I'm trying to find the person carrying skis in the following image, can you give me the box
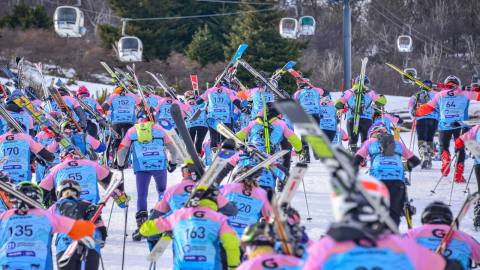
[184,90,208,155]
[0,121,55,183]
[242,76,275,120]
[409,80,439,169]
[116,114,179,241]
[196,81,245,150]
[144,86,162,116]
[235,103,302,157]
[1,90,34,136]
[157,89,187,127]
[416,75,480,183]
[47,85,88,132]
[318,95,339,142]
[303,175,453,269]
[52,179,108,270]
[146,164,238,249]
[39,147,127,208]
[0,181,96,270]
[76,86,105,139]
[353,122,421,226]
[58,121,106,158]
[335,75,387,154]
[102,86,140,167]
[220,166,273,236]
[455,125,480,228]
[405,201,480,270]
[237,219,302,270]
[292,79,325,162]
[371,105,403,135]
[140,185,241,270]
[34,127,61,183]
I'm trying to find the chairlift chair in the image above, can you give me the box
[117,36,143,62]
[397,35,413,53]
[298,16,316,36]
[54,6,86,38]
[402,68,417,84]
[279,18,298,39]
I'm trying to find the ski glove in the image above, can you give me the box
[455,138,464,151]
[140,219,161,236]
[112,190,130,208]
[167,161,177,173]
[68,220,95,241]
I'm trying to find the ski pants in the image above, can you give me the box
[302,114,321,159]
[209,122,233,149]
[382,180,406,227]
[189,126,208,154]
[111,123,133,164]
[439,128,468,163]
[347,118,372,148]
[416,118,438,142]
[57,248,100,270]
[135,170,167,212]
[280,137,292,170]
[322,129,337,142]
[86,120,99,140]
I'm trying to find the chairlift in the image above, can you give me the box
[402,68,417,84]
[117,36,143,62]
[298,16,316,36]
[279,18,298,39]
[397,35,413,53]
[53,6,86,38]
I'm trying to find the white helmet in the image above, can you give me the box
[330,174,390,223]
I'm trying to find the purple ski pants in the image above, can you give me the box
[135,170,167,211]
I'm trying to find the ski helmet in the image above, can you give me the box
[76,86,90,97]
[444,75,461,87]
[114,86,124,94]
[330,174,390,223]
[56,179,81,198]
[241,219,275,247]
[184,90,195,100]
[11,181,43,211]
[367,122,388,138]
[186,184,220,209]
[421,201,453,225]
[354,75,370,85]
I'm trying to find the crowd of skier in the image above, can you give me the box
[0,51,480,270]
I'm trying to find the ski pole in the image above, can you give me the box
[121,204,128,270]
[464,165,475,194]
[430,153,458,194]
[300,178,312,221]
[106,200,114,231]
[448,152,463,206]
[100,253,105,270]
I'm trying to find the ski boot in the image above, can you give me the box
[300,145,310,163]
[132,210,148,241]
[441,151,451,176]
[425,142,434,169]
[418,142,427,169]
[474,201,480,231]
[348,144,358,156]
[454,162,466,183]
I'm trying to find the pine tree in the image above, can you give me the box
[0,3,51,29]
[186,24,224,66]
[225,4,307,92]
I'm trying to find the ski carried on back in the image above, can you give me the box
[274,99,399,234]
[46,84,84,132]
[126,64,155,122]
[214,43,248,87]
[0,104,25,133]
[385,63,433,91]
[233,150,289,183]
[145,71,182,103]
[237,59,287,99]
[58,171,125,266]
[157,119,191,163]
[0,180,44,209]
[353,57,368,136]
[435,192,480,254]
[147,139,236,263]
[271,61,296,82]
[75,97,120,138]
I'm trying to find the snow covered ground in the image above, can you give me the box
[97,132,479,270]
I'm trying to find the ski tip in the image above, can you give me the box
[285,61,297,69]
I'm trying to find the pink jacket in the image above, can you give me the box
[237,252,302,270]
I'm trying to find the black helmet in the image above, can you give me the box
[421,201,453,225]
[11,181,43,211]
[241,219,275,247]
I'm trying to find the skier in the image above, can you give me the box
[39,147,127,207]
[371,106,403,134]
[235,103,302,156]
[144,86,162,116]
[303,175,452,269]
[0,181,95,270]
[116,115,179,241]
[157,90,186,127]
[405,201,480,270]
[243,77,274,119]
[408,80,439,169]
[139,185,241,270]
[53,179,107,270]
[184,90,208,155]
[293,79,325,162]
[47,85,88,132]
[58,121,105,158]
[1,90,34,136]
[335,75,387,153]
[416,75,480,182]
[196,81,245,150]
[455,125,480,228]
[0,121,55,183]
[220,166,273,236]
[34,127,61,183]
[331,123,348,146]
[146,164,238,249]
[102,86,140,167]
[237,219,302,270]
[353,122,421,226]
[76,86,105,139]
[318,95,338,142]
